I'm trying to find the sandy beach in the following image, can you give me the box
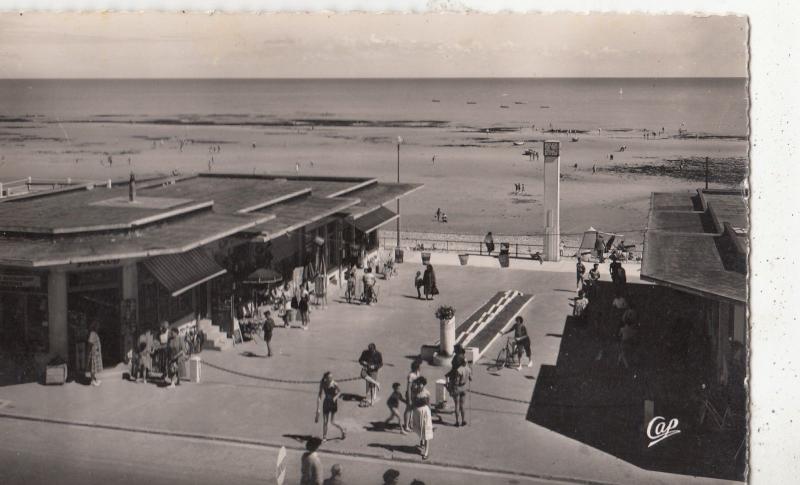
[0,111,747,248]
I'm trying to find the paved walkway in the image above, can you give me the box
[0,262,733,485]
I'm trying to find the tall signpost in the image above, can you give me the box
[543,141,561,262]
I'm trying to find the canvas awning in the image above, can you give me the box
[144,248,227,297]
[353,206,398,234]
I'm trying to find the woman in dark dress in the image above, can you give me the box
[316,371,346,442]
[422,264,439,300]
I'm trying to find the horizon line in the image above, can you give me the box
[0,76,747,81]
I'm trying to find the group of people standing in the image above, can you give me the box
[269,281,313,329]
[433,208,448,223]
[345,264,379,305]
[312,343,472,463]
[574,253,638,368]
[129,321,192,388]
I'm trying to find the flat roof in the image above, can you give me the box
[0,172,423,267]
[339,182,424,219]
[0,210,270,267]
[641,189,747,303]
[246,196,361,240]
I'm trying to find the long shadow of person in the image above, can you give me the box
[283,433,314,444]
[368,443,420,456]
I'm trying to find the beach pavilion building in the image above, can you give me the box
[641,187,747,390]
[0,172,421,374]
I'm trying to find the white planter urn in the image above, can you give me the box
[439,317,456,356]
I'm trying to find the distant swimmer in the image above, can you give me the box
[295,162,300,174]
[310,161,314,167]
[592,163,597,174]
[432,155,436,166]
[574,163,578,171]
[108,155,113,166]
[252,143,256,149]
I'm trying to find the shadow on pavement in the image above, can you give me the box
[368,443,421,456]
[527,282,746,481]
[283,433,314,444]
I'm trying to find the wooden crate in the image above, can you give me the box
[45,363,67,385]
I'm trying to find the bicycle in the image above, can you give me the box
[490,337,519,371]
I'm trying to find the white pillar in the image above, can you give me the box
[542,141,561,261]
[47,269,68,359]
[440,318,456,356]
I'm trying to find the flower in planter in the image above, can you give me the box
[435,305,455,321]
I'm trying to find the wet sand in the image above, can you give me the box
[0,115,748,246]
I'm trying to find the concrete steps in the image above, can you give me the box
[198,319,232,351]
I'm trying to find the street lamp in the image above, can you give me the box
[396,136,403,249]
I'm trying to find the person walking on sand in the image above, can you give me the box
[358,343,383,407]
[403,360,422,433]
[422,264,438,300]
[410,376,434,460]
[316,371,346,442]
[301,437,324,485]
[87,321,103,386]
[484,232,495,255]
[500,316,534,370]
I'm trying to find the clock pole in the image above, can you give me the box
[542,140,561,262]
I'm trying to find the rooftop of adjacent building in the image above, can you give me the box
[642,188,748,303]
[0,172,422,267]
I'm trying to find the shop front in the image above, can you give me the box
[0,269,49,356]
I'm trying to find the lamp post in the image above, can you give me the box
[396,136,403,249]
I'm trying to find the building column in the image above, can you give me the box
[542,141,561,262]
[47,269,68,359]
[121,262,138,361]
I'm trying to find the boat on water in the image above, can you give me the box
[500,105,509,109]
[513,141,525,146]
[540,105,550,109]
[466,101,477,105]
[432,99,441,103]
[514,101,526,105]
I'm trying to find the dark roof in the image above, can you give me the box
[245,196,360,240]
[354,206,398,233]
[641,189,747,303]
[143,247,226,297]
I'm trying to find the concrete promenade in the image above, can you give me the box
[0,259,733,485]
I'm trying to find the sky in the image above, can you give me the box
[0,13,748,78]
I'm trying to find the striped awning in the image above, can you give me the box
[353,206,398,234]
[144,248,226,297]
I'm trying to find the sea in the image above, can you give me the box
[0,78,748,137]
